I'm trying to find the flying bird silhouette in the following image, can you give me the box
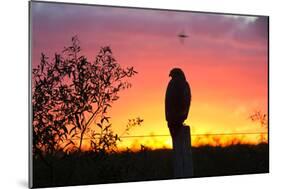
[178,31,189,44]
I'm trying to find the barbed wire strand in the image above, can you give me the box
[68,132,268,140]
[119,132,268,138]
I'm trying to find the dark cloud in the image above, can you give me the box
[31,1,268,66]
[31,2,268,43]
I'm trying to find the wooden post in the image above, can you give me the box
[173,125,193,178]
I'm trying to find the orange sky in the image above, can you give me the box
[31,2,268,150]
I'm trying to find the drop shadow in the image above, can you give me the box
[18,180,28,188]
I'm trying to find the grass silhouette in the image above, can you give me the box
[33,143,268,188]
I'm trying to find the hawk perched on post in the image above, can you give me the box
[165,68,193,178]
[165,68,191,127]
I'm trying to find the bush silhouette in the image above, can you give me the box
[32,36,138,156]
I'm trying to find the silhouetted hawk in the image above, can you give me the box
[165,68,191,126]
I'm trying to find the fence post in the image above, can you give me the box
[173,125,193,178]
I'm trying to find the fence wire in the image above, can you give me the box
[70,132,268,140]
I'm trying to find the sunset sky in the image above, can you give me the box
[31,2,268,150]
